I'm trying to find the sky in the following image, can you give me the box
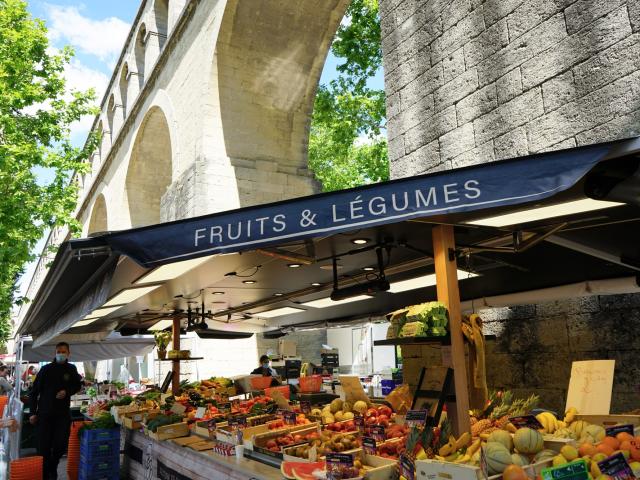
[16,1,384,300]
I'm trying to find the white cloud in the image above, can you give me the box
[64,59,110,143]
[46,4,130,66]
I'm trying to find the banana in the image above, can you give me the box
[480,433,491,441]
[453,454,471,464]
[563,407,578,424]
[444,452,460,462]
[435,455,445,461]
[505,422,517,434]
[467,439,482,456]
[455,432,471,450]
[438,435,457,457]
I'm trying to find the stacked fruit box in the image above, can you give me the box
[78,428,120,480]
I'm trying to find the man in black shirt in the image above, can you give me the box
[29,342,82,480]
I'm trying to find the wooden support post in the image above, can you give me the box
[172,316,181,394]
[432,225,471,435]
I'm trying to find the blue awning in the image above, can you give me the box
[78,140,634,268]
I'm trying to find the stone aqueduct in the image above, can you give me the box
[80,0,350,237]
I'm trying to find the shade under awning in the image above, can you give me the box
[74,140,634,268]
[20,334,155,363]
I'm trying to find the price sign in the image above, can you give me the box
[229,417,247,430]
[326,453,355,480]
[541,459,589,479]
[283,411,297,425]
[605,424,635,437]
[195,407,206,419]
[399,454,415,480]
[598,453,635,479]
[300,401,311,415]
[370,425,386,442]
[362,436,377,455]
[354,415,365,433]
[509,415,543,430]
[405,410,428,428]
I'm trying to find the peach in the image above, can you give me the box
[579,442,597,457]
[601,436,620,450]
[616,432,634,443]
[596,443,615,457]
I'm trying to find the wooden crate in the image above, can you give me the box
[415,458,553,480]
[122,408,155,430]
[193,420,228,438]
[216,423,269,445]
[144,421,190,441]
[575,414,640,427]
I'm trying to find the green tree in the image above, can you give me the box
[308,0,388,192]
[0,0,96,343]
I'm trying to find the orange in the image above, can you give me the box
[596,443,615,457]
[579,443,597,457]
[602,436,620,450]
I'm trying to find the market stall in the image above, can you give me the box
[14,137,640,479]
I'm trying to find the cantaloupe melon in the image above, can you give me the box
[484,442,512,475]
[513,427,544,454]
[488,429,513,451]
[511,453,529,466]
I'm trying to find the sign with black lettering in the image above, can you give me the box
[597,453,635,479]
[605,424,634,437]
[99,144,611,268]
[509,415,543,430]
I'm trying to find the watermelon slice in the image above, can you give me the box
[281,461,324,480]
[291,462,326,480]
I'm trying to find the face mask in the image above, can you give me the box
[55,353,67,363]
[262,363,269,368]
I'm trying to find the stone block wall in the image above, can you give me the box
[480,294,640,413]
[256,330,328,366]
[380,0,640,176]
[398,294,640,412]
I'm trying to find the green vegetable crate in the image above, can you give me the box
[143,412,189,441]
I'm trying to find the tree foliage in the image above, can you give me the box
[308,0,388,192]
[0,0,96,342]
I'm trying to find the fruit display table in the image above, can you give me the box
[122,428,283,480]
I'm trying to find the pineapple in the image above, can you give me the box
[471,419,493,436]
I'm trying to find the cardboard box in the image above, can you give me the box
[279,339,297,357]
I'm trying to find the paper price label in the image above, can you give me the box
[399,454,415,480]
[405,409,428,427]
[354,415,365,433]
[509,414,543,430]
[541,459,589,479]
[362,436,377,455]
[370,425,386,442]
[300,401,311,415]
[605,424,635,437]
[326,453,355,480]
[195,407,206,419]
[207,419,217,433]
[597,452,635,479]
[283,411,297,425]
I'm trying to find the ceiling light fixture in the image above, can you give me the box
[256,307,305,318]
[103,285,161,307]
[82,306,124,320]
[148,319,173,331]
[73,318,98,328]
[287,263,302,268]
[351,238,369,245]
[242,280,257,285]
[301,295,371,308]
[388,270,477,293]
[273,293,284,297]
[134,256,211,284]
[311,282,321,287]
[466,198,624,227]
[362,267,375,272]
[212,291,224,295]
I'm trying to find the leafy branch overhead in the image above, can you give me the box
[308,0,389,192]
[0,0,97,342]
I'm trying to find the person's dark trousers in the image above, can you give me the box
[36,413,71,480]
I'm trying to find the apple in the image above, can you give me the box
[366,408,378,418]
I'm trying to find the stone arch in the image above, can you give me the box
[134,23,146,88]
[119,62,129,114]
[215,0,350,170]
[87,194,108,235]
[125,106,173,227]
[153,0,169,50]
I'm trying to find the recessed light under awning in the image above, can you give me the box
[103,285,161,307]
